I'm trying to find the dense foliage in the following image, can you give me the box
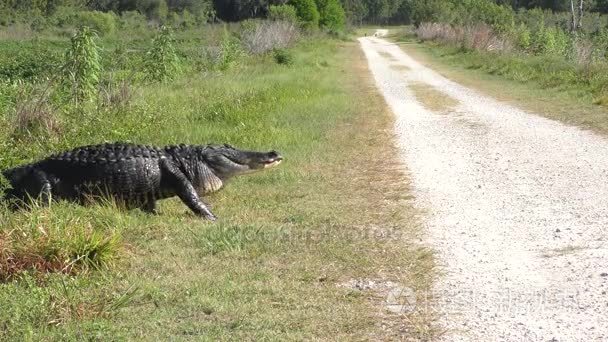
[289,0,321,28]
[316,0,346,30]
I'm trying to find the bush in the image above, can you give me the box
[315,0,345,32]
[268,4,298,23]
[137,0,169,21]
[459,0,514,33]
[273,48,294,65]
[289,0,320,29]
[72,11,117,36]
[0,44,62,82]
[241,20,299,55]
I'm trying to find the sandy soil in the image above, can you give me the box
[360,35,608,341]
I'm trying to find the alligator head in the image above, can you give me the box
[203,144,283,179]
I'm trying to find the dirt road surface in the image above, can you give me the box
[360,36,608,341]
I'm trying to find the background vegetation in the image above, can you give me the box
[393,0,608,107]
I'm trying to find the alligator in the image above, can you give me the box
[1,143,283,220]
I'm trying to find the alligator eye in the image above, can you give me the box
[223,144,234,149]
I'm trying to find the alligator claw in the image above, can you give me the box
[204,212,217,221]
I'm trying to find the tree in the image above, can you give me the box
[570,0,585,31]
[212,0,289,21]
[315,0,345,30]
[289,0,320,27]
[340,0,368,24]
[365,0,389,23]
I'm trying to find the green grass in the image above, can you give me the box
[0,29,436,340]
[390,30,608,135]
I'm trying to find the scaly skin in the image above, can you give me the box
[2,143,283,220]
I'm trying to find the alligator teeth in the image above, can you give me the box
[264,160,282,168]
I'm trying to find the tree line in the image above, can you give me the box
[2,0,608,24]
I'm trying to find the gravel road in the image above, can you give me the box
[360,36,608,341]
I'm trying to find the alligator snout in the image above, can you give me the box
[264,151,283,167]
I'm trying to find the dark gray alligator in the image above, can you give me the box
[1,143,283,220]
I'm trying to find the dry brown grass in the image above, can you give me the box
[409,82,460,113]
[240,20,299,54]
[99,79,136,109]
[327,44,438,340]
[11,85,61,139]
[416,23,512,53]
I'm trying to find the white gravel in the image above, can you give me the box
[360,35,608,341]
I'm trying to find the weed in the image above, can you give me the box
[61,26,102,105]
[144,26,180,82]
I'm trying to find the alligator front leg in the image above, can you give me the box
[140,198,158,215]
[160,159,217,221]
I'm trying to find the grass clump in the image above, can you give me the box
[0,203,123,282]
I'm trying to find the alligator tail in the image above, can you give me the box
[2,166,31,188]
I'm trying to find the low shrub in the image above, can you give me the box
[0,44,62,82]
[241,20,299,54]
[535,26,571,56]
[119,10,147,30]
[514,23,532,51]
[274,48,294,65]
